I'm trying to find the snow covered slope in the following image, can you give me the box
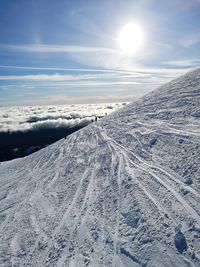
[0,68,200,267]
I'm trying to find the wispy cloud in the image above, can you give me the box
[0,43,149,73]
[0,42,194,79]
[0,61,196,106]
[0,69,181,90]
[0,63,194,95]
[0,65,146,76]
[0,74,144,92]
[164,59,200,68]
[0,64,193,77]
[0,44,116,54]
[0,74,96,81]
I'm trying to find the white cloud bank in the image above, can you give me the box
[0,103,126,133]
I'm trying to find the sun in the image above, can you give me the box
[118,23,144,55]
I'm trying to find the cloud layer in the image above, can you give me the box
[0,103,126,133]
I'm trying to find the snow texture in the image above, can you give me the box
[0,68,200,266]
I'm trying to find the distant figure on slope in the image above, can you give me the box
[174,225,188,254]
[95,116,98,121]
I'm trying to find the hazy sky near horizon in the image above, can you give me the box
[0,0,200,106]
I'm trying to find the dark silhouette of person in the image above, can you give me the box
[174,230,188,254]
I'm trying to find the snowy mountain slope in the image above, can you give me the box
[0,68,200,267]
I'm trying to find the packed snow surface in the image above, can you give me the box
[0,68,200,266]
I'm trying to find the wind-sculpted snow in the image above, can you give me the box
[0,68,200,266]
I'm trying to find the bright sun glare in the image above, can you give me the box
[118,23,144,55]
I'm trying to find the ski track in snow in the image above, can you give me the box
[99,126,200,226]
[0,68,200,266]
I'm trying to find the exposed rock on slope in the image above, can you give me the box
[0,68,200,266]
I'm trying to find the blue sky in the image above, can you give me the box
[0,0,200,106]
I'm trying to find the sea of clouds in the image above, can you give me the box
[0,103,126,133]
